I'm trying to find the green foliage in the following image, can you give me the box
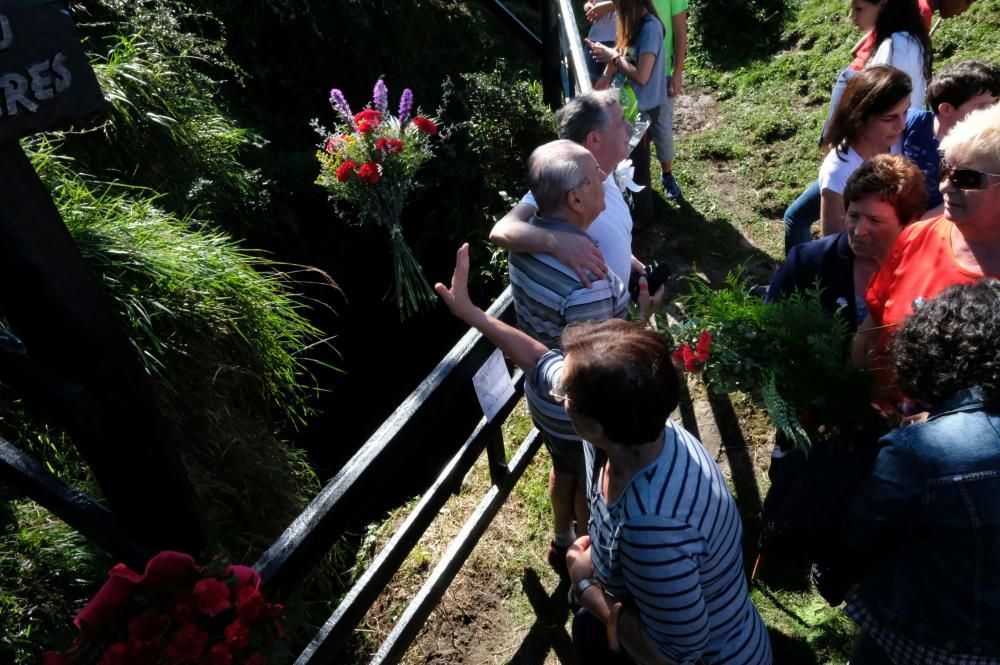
[66,1,267,232]
[668,270,877,450]
[0,145,331,661]
[0,503,111,664]
[31,145,323,429]
[451,66,557,207]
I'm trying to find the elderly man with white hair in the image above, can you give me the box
[508,138,630,574]
[490,89,646,292]
[854,102,1000,371]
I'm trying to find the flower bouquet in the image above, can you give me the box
[665,271,879,451]
[43,551,288,665]
[316,78,441,319]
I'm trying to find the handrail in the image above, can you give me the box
[555,0,593,97]
[257,289,516,595]
[278,4,598,661]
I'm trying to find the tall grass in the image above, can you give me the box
[65,1,267,231]
[0,144,334,661]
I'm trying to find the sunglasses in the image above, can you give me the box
[940,158,1000,191]
[549,383,569,406]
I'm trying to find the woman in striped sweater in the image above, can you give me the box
[435,244,771,665]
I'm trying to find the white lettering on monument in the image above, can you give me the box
[0,16,77,117]
[0,15,12,50]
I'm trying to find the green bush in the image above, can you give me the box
[451,65,557,209]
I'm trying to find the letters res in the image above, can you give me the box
[0,14,73,117]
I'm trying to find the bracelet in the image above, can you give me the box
[606,601,623,653]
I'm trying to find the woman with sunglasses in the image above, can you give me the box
[435,245,772,665]
[854,104,1000,375]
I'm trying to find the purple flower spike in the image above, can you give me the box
[329,88,354,125]
[373,78,389,113]
[398,88,413,122]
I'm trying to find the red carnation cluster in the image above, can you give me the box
[375,137,404,153]
[672,330,712,373]
[335,160,356,182]
[43,551,286,665]
[354,108,383,134]
[358,162,380,184]
[412,115,438,134]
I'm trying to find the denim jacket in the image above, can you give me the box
[844,388,1000,655]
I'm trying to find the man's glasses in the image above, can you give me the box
[549,383,569,406]
[940,158,1000,191]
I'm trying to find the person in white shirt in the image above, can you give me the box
[819,65,912,236]
[490,89,649,294]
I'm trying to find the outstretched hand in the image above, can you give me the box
[435,243,479,323]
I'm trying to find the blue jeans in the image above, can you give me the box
[784,180,821,256]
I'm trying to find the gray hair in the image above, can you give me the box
[527,139,591,216]
[556,89,618,144]
[940,103,1000,173]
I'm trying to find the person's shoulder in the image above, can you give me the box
[906,108,934,128]
[901,215,948,242]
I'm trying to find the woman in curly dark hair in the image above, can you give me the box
[842,278,1000,663]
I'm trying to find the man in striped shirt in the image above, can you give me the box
[512,139,630,572]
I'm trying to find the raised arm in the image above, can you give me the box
[490,203,607,287]
[435,244,549,375]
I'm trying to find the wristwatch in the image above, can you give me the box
[570,575,604,606]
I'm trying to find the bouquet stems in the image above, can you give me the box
[388,225,436,319]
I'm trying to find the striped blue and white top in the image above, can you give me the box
[513,216,629,440]
[590,421,772,664]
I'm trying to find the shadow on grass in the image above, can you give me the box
[635,193,778,290]
[507,568,574,664]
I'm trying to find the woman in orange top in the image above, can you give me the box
[853,103,1000,372]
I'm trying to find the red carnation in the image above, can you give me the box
[680,344,698,373]
[387,138,404,153]
[169,591,199,623]
[165,623,209,663]
[128,612,168,642]
[224,620,251,652]
[353,109,382,126]
[335,160,356,183]
[358,162,380,185]
[193,578,232,617]
[695,330,712,364]
[236,586,264,622]
[374,137,389,152]
[96,643,130,665]
[412,116,438,134]
[200,643,233,665]
[671,347,685,366]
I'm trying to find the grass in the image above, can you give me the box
[659,0,1000,266]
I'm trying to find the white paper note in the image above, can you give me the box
[472,348,515,422]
